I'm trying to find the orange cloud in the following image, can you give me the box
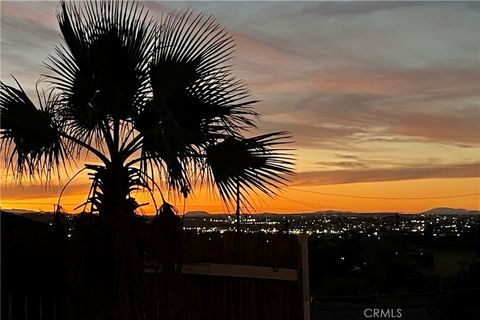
[249,67,479,98]
[293,163,480,186]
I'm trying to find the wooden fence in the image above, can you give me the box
[2,212,309,320]
[2,211,66,320]
[145,231,310,320]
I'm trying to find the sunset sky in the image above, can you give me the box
[1,1,479,214]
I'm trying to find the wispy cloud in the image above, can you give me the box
[293,163,480,186]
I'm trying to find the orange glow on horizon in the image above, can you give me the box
[1,177,478,214]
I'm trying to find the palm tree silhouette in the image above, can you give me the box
[1,1,293,221]
[1,1,294,318]
[207,134,294,231]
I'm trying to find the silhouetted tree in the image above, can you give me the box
[206,134,293,231]
[1,1,293,319]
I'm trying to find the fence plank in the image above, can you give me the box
[146,232,306,320]
[298,235,311,320]
[145,262,298,281]
[8,292,12,320]
[39,296,42,320]
[24,295,28,320]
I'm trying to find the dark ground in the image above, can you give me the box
[2,210,480,320]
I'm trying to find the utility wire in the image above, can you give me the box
[278,195,319,211]
[287,187,480,200]
[1,189,479,206]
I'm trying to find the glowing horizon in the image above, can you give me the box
[1,174,478,214]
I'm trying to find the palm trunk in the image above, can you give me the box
[85,163,147,320]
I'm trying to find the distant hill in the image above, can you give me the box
[1,209,54,224]
[421,207,480,215]
[3,207,478,220]
[185,211,211,217]
[311,210,355,216]
[184,210,398,217]
[1,208,48,215]
[183,208,480,217]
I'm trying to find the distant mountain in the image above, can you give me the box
[1,208,46,215]
[240,210,398,217]
[1,209,53,224]
[185,211,211,217]
[3,207,478,219]
[184,208,480,217]
[311,210,355,215]
[307,210,402,217]
[421,207,480,215]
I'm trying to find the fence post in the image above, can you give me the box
[39,296,42,320]
[8,292,13,320]
[298,235,310,320]
[25,295,29,320]
[53,296,57,320]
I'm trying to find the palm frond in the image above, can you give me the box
[206,132,295,209]
[136,10,259,193]
[148,10,258,140]
[45,1,155,146]
[136,102,194,193]
[0,79,67,181]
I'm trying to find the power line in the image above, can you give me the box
[0,201,78,205]
[2,189,479,206]
[3,191,480,205]
[278,195,319,211]
[0,201,221,208]
[287,187,480,200]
